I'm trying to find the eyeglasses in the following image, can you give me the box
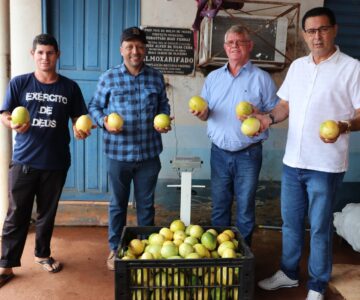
[304,25,333,36]
[123,45,146,51]
[224,40,250,47]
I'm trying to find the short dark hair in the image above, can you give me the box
[302,7,337,30]
[32,33,59,52]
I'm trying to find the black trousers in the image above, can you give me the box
[0,163,68,268]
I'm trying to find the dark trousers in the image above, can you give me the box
[0,163,68,268]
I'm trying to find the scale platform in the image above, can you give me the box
[171,156,202,171]
[168,156,204,225]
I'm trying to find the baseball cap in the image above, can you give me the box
[121,27,148,44]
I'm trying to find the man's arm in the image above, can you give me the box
[338,108,360,133]
[88,75,108,128]
[256,100,289,132]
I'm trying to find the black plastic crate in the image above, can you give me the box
[115,226,254,300]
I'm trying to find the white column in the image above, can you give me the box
[0,0,11,234]
[0,0,42,233]
[180,172,192,226]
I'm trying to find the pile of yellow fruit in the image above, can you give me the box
[119,220,245,300]
[120,219,243,260]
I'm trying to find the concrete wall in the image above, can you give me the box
[140,0,334,181]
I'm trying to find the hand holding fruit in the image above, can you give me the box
[73,115,96,139]
[319,120,340,143]
[3,107,31,133]
[248,113,273,134]
[154,113,173,133]
[236,101,254,121]
[241,117,261,137]
[104,112,124,134]
[189,96,209,121]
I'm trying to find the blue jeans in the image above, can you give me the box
[210,143,262,245]
[107,156,161,251]
[280,164,344,294]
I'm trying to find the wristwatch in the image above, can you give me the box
[268,113,276,125]
[341,120,352,134]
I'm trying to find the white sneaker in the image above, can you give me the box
[306,290,324,300]
[258,270,299,290]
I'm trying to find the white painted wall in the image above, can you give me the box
[10,0,42,77]
[141,0,323,179]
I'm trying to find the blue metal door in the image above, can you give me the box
[43,0,140,200]
[325,0,360,59]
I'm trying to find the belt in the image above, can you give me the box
[212,141,262,153]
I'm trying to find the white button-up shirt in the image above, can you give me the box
[278,47,360,173]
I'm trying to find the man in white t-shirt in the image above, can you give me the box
[256,7,360,300]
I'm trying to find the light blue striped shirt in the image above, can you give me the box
[201,61,279,151]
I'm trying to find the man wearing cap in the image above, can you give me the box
[88,26,171,270]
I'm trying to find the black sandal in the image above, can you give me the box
[35,257,62,273]
[0,273,15,288]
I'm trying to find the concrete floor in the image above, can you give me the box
[1,225,359,300]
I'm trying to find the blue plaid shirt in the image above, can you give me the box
[88,64,170,162]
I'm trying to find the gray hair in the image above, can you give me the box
[224,25,251,42]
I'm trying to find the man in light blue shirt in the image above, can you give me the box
[191,25,279,245]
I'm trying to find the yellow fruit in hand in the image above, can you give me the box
[241,117,260,137]
[188,95,207,112]
[75,115,92,132]
[11,106,30,125]
[154,114,171,129]
[236,101,253,117]
[319,120,340,140]
[107,112,123,130]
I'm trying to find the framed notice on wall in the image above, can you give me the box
[144,27,195,76]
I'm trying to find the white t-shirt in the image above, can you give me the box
[278,47,360,173]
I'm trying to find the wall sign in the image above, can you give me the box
[144,27,194,75]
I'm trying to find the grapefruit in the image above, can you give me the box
[178,242,194,258]
[159,227,173,241]
[160,243,179,258]
[188,95,207,112]
[200,232,217,251]
[184,236,198,246]
[11,106,30,125]
[217,232,231,244]
[222,229,235,239]
[236,101,253,117]
[148,233,165,246]
[319,120,340,140]
[189,224,204,239]
[170,219,186,232]
[241,117,260,136]
[107,112,123,130]
[128,238,145,256]
[154,113,171,129]
[75,115,92,132]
